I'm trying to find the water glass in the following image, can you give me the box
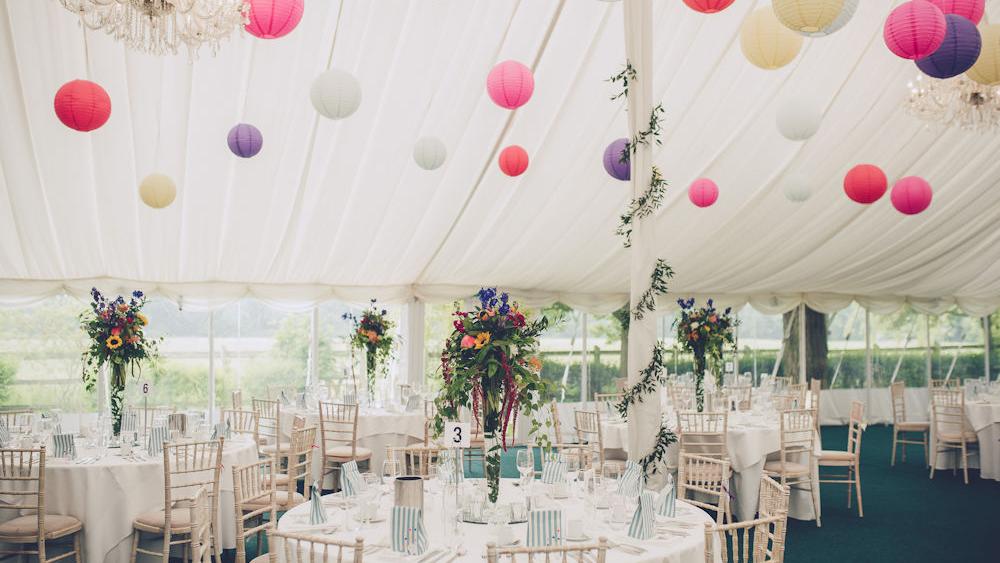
[382,460,401,484]
[516,449,534,484]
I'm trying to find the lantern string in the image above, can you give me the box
[324,0,346,70]
[82,27,92,80]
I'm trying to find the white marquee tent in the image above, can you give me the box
[2,0,1000,316]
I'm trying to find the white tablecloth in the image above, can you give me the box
[929,398,1000,480]
[277,478,714,563]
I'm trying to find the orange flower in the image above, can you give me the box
[528,356,542,372]
[474,332,491,349]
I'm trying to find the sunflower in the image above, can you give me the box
[474,331,491,349]
[106,335,123,349]
[136,312,148,326]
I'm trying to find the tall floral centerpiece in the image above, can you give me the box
[343,300,395,400]
[432,288,551,504]
[80,288,158,435]
[675,298,737,412]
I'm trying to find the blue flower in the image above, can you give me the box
[477,287,498,307]
[499,303,510,316]
[132,290,143,299]
[707,298,714,307]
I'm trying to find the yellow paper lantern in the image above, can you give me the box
[967,24,1000,85]
[772,0,844,34]
[740,8,804,70]
[139,173,177,209]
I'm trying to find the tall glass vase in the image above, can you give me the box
[109,363,127,436]
[693,352,706,413]
[482,391,502,504]
[365,348,377,406]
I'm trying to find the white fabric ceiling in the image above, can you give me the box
[2,0,1000,315]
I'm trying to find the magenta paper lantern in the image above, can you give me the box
[843,164,888,204]
[928,0,984,24]
[884,1,947,60]
[683,0,737,13]
[916,14,982,78]
[486,60,534,110]
[498,145,529,177]
[227,123,263,158]
[54,79,111,132]
[603,138,630,181]
[245,0,304,39]
[688,178,719,208]
[891,176,933,215]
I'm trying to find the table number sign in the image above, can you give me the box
[444,421,471,448]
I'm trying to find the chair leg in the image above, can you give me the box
[811,477,821,528]
[961,442,969,485]
[130,531,140,563]
[923,432,929,467]
[846,471,852,509]
[855,463,863,518]
[891,429,898,466]
[74,531,82,563]
[929,446,937,480]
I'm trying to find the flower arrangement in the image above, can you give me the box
[674,298,737,411]
[432,288,552,503]
[342,300,396,399]
[80,288,158,435]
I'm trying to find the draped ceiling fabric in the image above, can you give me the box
[2,1,1000,315]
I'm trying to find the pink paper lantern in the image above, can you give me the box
[928,0,984,24]
[498,145,529,177]
[245,0,304,39]
[844,164,888,204]
[683,0,737,13]
[486,61,534,110]
[54,79,111,132]
[891,176,933,215]
[884,1,947,60]
[688,178,719,208]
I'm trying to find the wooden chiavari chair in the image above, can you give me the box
[890,381,928,466]
[125,405,176,435]
[773,376,792,388]
[763,409,821,527]
[677,410,729,461]
[667,382,696,410]
[421,400,437,445]
[272,426,313,508]
[224,410,261,444]
[808,379,821,432]
[678,452,732,524]
[188,487,213,563]
[818,401,865,517]
[930,378,960,389]
[757,474,789,519]
[546,400,589,465]
[253,398,285,456]
[232,390,243,410]
[266,529,365,563]
[702,515,787,563]
[388,444,444,476]
[574,410,623,476]
[592,392,623,419]
[0,447,83,563]
[930,388,979,484]
[487,537,609,563]
[726,385,753,411]
[318,402,372,488]
[0,409,32,430]
[130,439,224,563]
[233,459,277,563]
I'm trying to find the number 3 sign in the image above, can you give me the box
[444,421,471,448]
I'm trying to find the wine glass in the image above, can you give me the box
[516,449,534,485]
[382,459,401,485]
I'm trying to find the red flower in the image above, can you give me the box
[111,327,122,336]
[453,320,466,333]
[510,312,526,328]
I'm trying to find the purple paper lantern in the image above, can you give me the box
[916,14,982,78]
[227,123,263,158]
[603,138,630,181]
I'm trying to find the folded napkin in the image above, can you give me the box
[147,426,169,457]
[526,509,562,547]
[341,460,366,497]
[617,460,643,497]
[53,433,76,459]
[657,474,676,517]
[390,505,428,555]
[541,458,566,484]
[121,412,139,434]
[628,490,656,540]
[168,413,187,434]
[308,482,327,524]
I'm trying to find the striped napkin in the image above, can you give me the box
[541,458,566,484]
[390,505,428,555]
[53,433,76,459]
[147,426,169,457]
[628,490,656,540]
[121,412,139,434]
[526,509,562,547]
[657,475,676,517]
[308,482,327,524]
[340,460,366,497]
[617,460,643,497]
[168,413,187,434]
[0,420,9,445]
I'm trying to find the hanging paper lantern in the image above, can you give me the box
[245,0,304,39]
[53,79,111,132]
[413,137,447,170]
[783,175,813,202]
[798,0,859,37]
[682,0,736,14]
[967,24,1000,85]
[139,174,177,209]
[928,0,984,25]
[916,15,982,78]
[883,1,947,60]
[310,69,362,120]
[740,8,804,70]
[843,164,887,204]
[891,176,933,215]
[227,123,263,158]
[486,60,534,110]
[772,0,845,34]
[775,99,822,141]
[688,178,719,208]
[498,145,529,177]
[602,138,631,181]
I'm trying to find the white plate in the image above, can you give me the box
[565,534,591,542]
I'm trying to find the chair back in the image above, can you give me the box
[168,413,188,435]
[224,410,260,443]
[774,376,792,388]
[931,388,971,437]
[163,439,224,538]
[593,393,622,418]
[126,405,176,435]
[233,460,277,563]
[388,444,443,477]
[667,382,695,410]
[232,390,243,410]
[677,410,728,460]
[287,426,318,499]
[487,537,609,563]
[703,515,786,563]
[930,378,960,389]
[726,385,753,410]
[573,410,604,468]
[421,400,437,446]
[808,379,821,428]
[0,410,32,431]
[549,400,564,445]
[890,381,907,424]
[188,486,213,563]
[677,452,731,524]
[757,474,789,518]
[318,402,360,459]
[252,399,282,448]
[0,447,46,557]
[778,410,815,467]
[267,530,365,563]
[845,401,864,457]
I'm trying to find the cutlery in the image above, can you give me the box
[442,546,466,563]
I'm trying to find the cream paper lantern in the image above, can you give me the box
[783,174,813,202]
[797,0,858,37]
[139,173,177,209]
[412,137,447,170]
[310,69,362,120]
[741,8,804,69]
[773,0,845,34]
[967,24,1000,85]
[776,99,822,141]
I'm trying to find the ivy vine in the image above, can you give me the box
[615,342,667,419]
[616,165,668,248]
[608,61,637,101]
[632,259,674,321]
[626,104,665,155]
[640,424,679,477]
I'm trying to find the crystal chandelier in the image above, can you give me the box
[905,74,1000,133]
[59,0,249,57]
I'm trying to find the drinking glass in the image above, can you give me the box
[382,460,401,484]
[516,449,534,484]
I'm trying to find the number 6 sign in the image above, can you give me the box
[140,381,153,395]
[444,421,471,448]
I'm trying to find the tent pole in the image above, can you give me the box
[798,303,807,384]
[581,312,589,402]
[405,300,426,387]
[864,308,872,389]
[925,314,932,386]
[208,311,216,423]
[307,306,319,389]
[984,315,991,380]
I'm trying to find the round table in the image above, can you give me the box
[929,396,1000,480]
[7,437,259,563]
[277,478,714,563]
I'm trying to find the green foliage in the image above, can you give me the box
[0,357,14,404]
[273,315,336,375]
[617,166,668,248]
[537,355,621,401]
[632,259,674,321]
[616,342,667,419]
[608,61,636,101]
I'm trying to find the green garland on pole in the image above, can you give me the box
[617,166,668,248]
[632,259,674,320]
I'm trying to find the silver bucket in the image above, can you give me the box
[394,476,424,510]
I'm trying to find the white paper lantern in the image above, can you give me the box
[139,173,177,209]
[776,99,822,141]
[413,137,447,170]
[783,174,813,202]
[310,69,361,120]
[799,0,858,37]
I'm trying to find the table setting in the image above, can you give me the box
[929,378,1000,480]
